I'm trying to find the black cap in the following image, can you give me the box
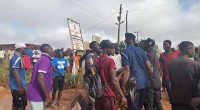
[100,40,117,49]
[146,38,155,47]
[125,33,136,39]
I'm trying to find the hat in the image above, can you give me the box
[146,38,155,47]
[100,40,117,49]
[125,33,136,39]
[15,43,26,49]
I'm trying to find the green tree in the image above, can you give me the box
[119,41,126,50]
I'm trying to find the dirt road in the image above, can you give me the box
[0,87,171,110]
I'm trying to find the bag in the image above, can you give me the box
[88,58,109,98]
[127,77,137,103]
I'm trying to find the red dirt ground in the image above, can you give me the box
[0,86,171,110]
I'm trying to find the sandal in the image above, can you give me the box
[57,103,62,107]
[50,103,56,108]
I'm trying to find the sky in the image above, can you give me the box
[0,0,200,50]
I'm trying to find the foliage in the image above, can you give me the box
[0,66,9,84]
[64,73,83,89]
[119,41,126,50]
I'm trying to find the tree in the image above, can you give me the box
[119,41,126,50]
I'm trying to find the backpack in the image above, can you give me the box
[87,58,109,98]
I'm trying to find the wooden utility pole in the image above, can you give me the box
[126,10,128,33]
[116,4,124,45]
[134,31,140,42]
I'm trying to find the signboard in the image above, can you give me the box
[92,35,102,43]
[68,19,82,38]
[72,39,84,50]
[67,18,84,50]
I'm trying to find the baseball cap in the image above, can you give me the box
[15,43,26,49]
[146,38,155,47]
[100,40,117,49]
[125,33,136,39]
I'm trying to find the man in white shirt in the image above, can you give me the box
[110,46,124,77]
[0,49,5,65]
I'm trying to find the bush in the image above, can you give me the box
[64,73,83,89]
[0,66,9,84]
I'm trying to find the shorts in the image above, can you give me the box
[11,89,27,108]
[95,96,117,110]
[53,77,65,91]
[30,101,45,110]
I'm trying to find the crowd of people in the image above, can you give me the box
[7,32,200,110]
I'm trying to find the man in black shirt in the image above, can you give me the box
[142,38,163,110]
[169,41,200,110]
[82,41,100,110]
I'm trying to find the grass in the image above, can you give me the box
[0,66,9,84]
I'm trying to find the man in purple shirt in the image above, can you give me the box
[26,44,54,110]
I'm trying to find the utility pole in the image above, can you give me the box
[134,31,140,42]
[116,4,124,45]
[126,10,128,33]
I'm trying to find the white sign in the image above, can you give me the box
[72,39,84,50]
[68,19,82,38]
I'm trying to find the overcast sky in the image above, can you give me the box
[0,0,200,50]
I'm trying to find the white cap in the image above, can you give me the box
[15,43,26,49]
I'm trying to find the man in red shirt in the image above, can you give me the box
[95,40,127,110]
[159,40,179,98]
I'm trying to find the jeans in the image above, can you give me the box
[127,88,147,110]
[164,80,171,98]
[143,87,163,110]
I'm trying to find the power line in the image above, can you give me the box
[76,0,110,17]
[83,12,118,32]
[129,0,188,12]
[65,0,104,19]
[51,12,117,45]
[106,0,117,11]
[92,0,113,13]
[110,0,118,10]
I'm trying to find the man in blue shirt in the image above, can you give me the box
[51,50,68,107]
[121,33,153,110]
[9,43,27,110]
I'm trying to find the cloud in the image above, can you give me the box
[0,0,200,51]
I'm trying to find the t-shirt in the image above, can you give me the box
[147,50,161,88]
[9,54,26,89]
[169,57,200,105]
[159,50,179,80]
[26,53,52,102]
[85,53,98,76]
[26,49,32,58]
[23,55,31,69]
[64,56,70,67]
[95,54,116,97]
[72,56,80,67]
[110,54,122,70]
[0,50,5,58]
[121,45,149,89]
[52,58,68,77]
